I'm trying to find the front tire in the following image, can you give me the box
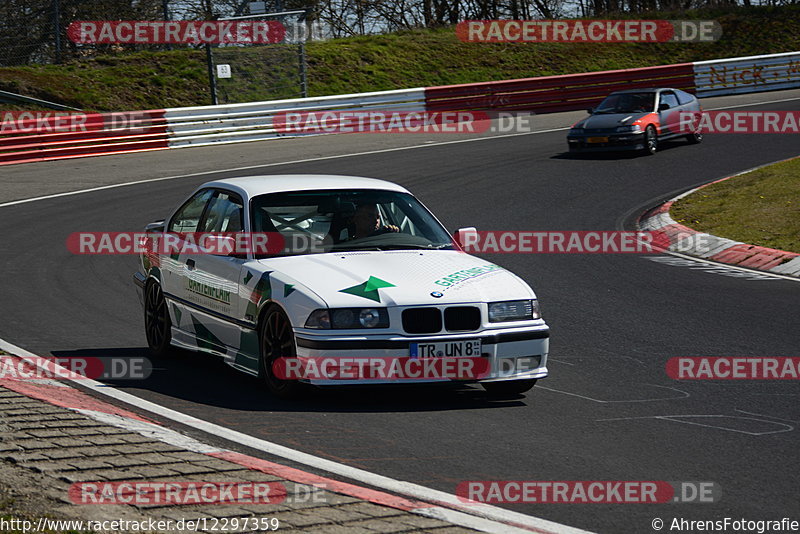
[686,131,703,144]
[482,379,537,398]
[643,125,658,155]
[144,281,172,357]
[258,306,302,399]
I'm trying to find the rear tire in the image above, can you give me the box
[482,379,537,398]
[144,281,172,358]
[258,305,302,399]
[643,125,658,155]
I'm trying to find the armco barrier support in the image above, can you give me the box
[2,51,799,166]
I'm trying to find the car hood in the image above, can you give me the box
[576,112,652,130]
[260,250,534,307]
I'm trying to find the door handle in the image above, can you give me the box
[186,259,196,270]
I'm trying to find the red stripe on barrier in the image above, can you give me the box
[0,110,168,166]
[427,64,694,97]
[425,63,695,114]
[0,129,169,152]
[0,139,171,166]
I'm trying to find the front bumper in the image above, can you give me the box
[293,326,549,385]
[567,132,646,152]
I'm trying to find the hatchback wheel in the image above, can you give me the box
[643,125,658,155]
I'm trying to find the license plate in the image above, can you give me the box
[410,340,482,358]
[587,136,609,143]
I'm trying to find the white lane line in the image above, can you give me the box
[0,337,594,534]
[0,126,568,210]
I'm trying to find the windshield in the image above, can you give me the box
[594,92,656,114]
[250,189,455,256]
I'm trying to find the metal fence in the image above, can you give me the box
[0,0,168,67]
[208,10,311,105]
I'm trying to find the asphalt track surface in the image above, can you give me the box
[1,95,798,534]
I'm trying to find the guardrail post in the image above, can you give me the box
[53,0,62,63]
[299,41,308,98]
[205,44,219,106]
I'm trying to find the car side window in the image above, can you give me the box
[660,92,679,109]
[201,191,244,233]
[168,189,214,233]
[675,89,696,105]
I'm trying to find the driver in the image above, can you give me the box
[349,203,400,240]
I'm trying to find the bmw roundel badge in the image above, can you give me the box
[430,291,443,298]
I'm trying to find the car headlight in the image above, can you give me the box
[616,125,642,133]
[488,300,541,322]
[305,308,389,329]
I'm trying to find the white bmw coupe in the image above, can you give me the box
[134,175,549,398]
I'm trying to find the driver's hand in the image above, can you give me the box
[383,225,400,233]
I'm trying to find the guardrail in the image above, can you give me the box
[693,51,800,97]
[164,88,426,148]
[2,51,799,166]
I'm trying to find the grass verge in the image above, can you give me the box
[670,157,800,253]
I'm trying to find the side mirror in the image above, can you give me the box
[658,103,670,112]
[453,227,478,251]
[586,108,594,114]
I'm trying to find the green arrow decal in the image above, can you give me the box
[245,271,272,320]
[284,284,295,298]
[339,276,395,303]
